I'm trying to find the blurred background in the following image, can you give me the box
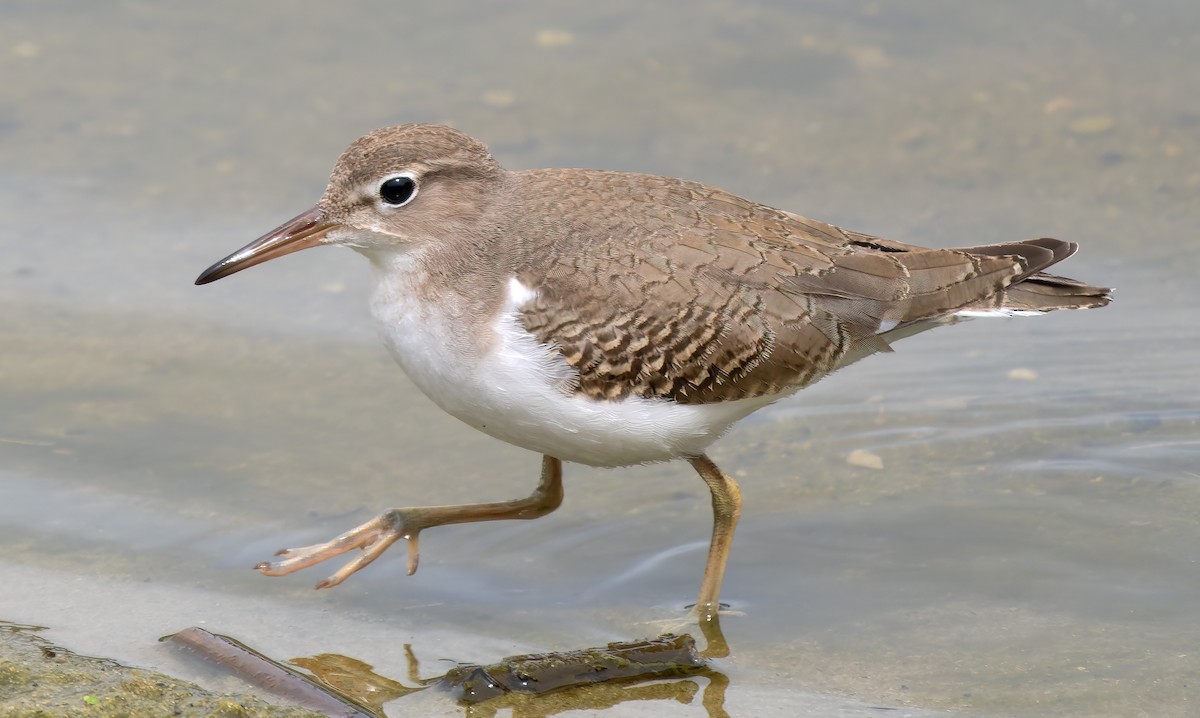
[1,2,1197,716]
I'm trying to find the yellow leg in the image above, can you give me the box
[257,455,564,589]
[688,454,742,658]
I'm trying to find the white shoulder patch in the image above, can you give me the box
[505,276,538,309]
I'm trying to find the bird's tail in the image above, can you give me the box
[952,239,1112,314]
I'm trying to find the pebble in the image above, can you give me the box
[481,90,517,109]
[846,449,884,470]
[535,30,575,47]
[1068,115,1114,135]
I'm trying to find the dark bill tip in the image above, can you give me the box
[195,207,333,285]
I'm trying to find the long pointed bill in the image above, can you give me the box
[195,206,335,285]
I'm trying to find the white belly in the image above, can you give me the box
[369,270,777,467]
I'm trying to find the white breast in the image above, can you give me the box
[369,263,777,467]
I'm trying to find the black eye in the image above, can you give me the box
[379,175,417,206]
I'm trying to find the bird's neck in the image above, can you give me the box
[361,242,508,337]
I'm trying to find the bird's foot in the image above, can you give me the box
[254,458,563,589]
[255,509,423,589]
[687,601,743,659]
[641,602,741,659]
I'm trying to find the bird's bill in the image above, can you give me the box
[195,206,334,285]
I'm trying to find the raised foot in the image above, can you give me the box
[252,457,566,590]
[254,509,423,589]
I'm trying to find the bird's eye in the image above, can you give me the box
[379,175,418,206]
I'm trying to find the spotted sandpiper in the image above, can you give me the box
[196,124,1109,638]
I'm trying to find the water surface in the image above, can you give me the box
[1,2,1197,716]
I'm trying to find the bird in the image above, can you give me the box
[196,123,1110,642]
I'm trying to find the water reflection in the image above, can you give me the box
[169,626,730,717]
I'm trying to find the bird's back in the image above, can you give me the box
[501,168,1110,405]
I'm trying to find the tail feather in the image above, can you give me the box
[991,271,1112,312]
[950,238,1110,314]
[955,238,1077,279]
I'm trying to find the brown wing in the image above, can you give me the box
[509,169,1103,405]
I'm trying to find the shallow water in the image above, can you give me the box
[2,1,1198,716]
